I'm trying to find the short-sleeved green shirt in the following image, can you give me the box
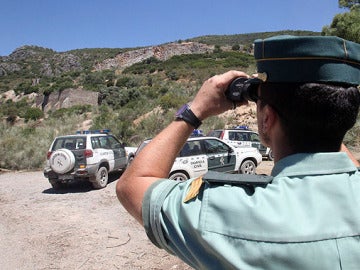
[143,153,360,269]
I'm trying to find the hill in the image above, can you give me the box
[0,30,319,114]
[2,30,359,170]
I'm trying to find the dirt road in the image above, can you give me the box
[0,161,273,270]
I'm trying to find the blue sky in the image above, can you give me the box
[0,0,344,56]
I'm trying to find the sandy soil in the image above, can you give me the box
[0,162,273,270]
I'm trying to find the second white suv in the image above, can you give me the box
[43,130,127,189]
[135,136,262,181]
[207,127,274,161]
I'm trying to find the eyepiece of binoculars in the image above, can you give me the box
[225,77,258,102]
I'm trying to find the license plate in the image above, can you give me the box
[58,175,74,180]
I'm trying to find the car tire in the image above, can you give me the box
[169,171,189,181]
[49,149,75,174]
[90,166,109,189]
[268,149,274,161]
[239,160,256,174]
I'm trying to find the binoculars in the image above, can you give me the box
[225,77,259,103]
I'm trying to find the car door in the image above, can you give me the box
[107,135,127,170]
[249,132,261,150]
[201,138,236,172]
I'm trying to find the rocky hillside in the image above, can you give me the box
[0,30,323,129]
[94,42,214,71]
[0,46,83,77]
[0,41,216,111]
[0,30,320,111]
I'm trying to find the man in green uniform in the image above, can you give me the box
[116,35,360,269]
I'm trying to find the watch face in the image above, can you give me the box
[175,104,188,118]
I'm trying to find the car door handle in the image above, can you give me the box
[209,156,215,160]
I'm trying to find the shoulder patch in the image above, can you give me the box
[202,170,273,186]
[183,176,204,203]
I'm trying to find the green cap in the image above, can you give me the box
[253,35,360,86]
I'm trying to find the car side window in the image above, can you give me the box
[250,133,260,142]
[91,137,101,149]
[229,131,248,141]
[180,141,203,157]
[52,139,65,150]
[98,137,110,149]
[107,136,121,149]
[204,139,229,154]
[229,131,239,141]
[75,138,86,149]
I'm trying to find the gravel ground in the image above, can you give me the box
[0,162,273,270]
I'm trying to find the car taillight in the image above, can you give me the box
[47,151,52,160]
[84,149,93,158]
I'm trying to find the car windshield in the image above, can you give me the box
[52,136,86,150]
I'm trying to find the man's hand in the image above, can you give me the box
[190,70,249,120]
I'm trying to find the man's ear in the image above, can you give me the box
[261,105,278,133]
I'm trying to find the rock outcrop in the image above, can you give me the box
[94,42,214,71]
[35,88,99,113]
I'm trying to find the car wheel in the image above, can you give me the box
[239,160,256,174]
[49,149,75,174]
[268,149,274,161]
[169,171,189,181]
[90,166,109,189]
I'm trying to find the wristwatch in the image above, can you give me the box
[175,104,202,129]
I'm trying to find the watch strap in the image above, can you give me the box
[175,104,202,129]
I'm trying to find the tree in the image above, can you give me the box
[322,1,360,43]
[339,0,359,9]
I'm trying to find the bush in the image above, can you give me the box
[24,108,44,122]
[232,44,240,51]
[159,93,187,110]
[116,77,131,87]
[135,110,173,139]
[91,106,136,143]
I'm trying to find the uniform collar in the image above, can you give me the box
[271,152,358,178]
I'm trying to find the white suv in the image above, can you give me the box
[43,130,127,189]
[207,127,274,161]
[135,136,262,181]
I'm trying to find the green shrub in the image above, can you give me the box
[116,77,131,87]
[135,110,173,139]
[159,93,187,110]
[49,105,92,119]
[232,44,240,51]
[166,71,179,81]
[24,108,44,122]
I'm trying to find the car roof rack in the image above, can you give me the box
[76,129,111,134]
